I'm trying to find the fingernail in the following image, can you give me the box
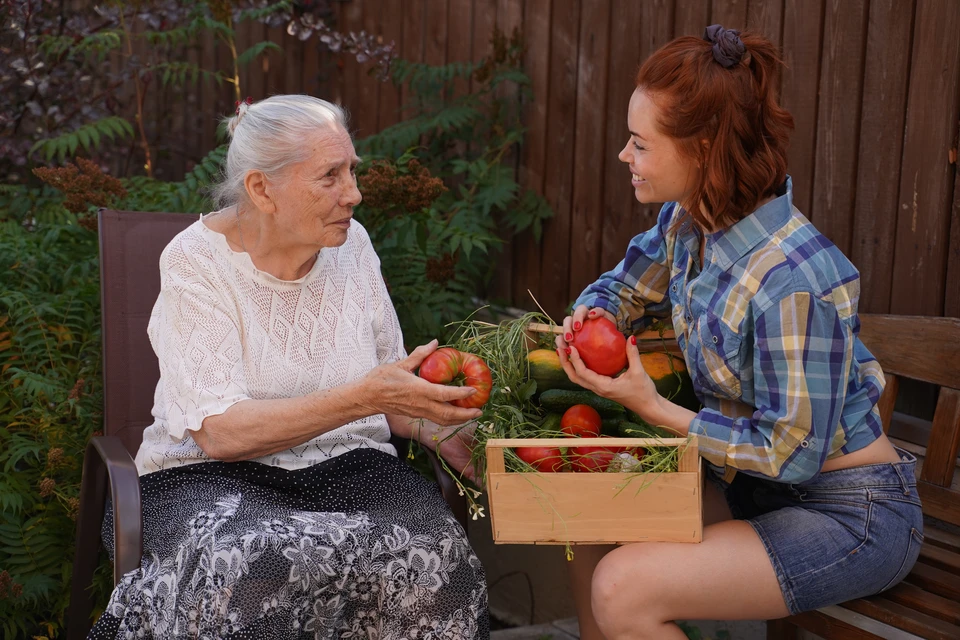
[588,310,596,316]
[565,348,571,355]
[573,322,581,331]
[565,333,572,341]
[630,335,636,345]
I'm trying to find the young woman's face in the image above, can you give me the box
[618,89,700,208]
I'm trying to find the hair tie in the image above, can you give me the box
[703,24,745,68]
[234,96,254,118]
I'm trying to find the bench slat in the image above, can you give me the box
[917,540,960,575]
[841,597,960,640]
[903,562,960,601]
[924,526,960,554]
[917,481,960,528]
[882,581,960,625]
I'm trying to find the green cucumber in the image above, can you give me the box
[538,389,626,419]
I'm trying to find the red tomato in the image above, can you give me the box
[560,404,602,438]
[570,446,617,472]
[515,446,565,472]
[418,347,493,409]
[573,317,627,376]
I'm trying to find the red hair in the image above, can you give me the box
[636,31,795,230]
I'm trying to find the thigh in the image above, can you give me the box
[594,519,789,622]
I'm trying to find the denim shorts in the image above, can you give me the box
[708,447,924,615]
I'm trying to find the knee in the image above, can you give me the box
[591,549,655,636]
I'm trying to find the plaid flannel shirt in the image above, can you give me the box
[575,178,885,483]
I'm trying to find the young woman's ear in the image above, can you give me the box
[243,170,276,214]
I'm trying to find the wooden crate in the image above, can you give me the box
[485,437,703,545]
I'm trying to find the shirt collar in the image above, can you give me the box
[705,176,793,270]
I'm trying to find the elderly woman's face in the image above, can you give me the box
[618,89,699,208]
[271,125,361,249]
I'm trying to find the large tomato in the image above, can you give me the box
[516,446,565,472]
[573,317,627,376]
[560,404,602,438]
[418,347,493,409]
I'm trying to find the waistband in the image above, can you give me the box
[793,447,917,491]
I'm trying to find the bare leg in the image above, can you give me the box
[591,519,789,639]
[567,481,733,639]
[566,544,615,640]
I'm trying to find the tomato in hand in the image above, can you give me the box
[418,347,493,409]
[572,317,627,376]
[560,404,602,438]
[516,446,565,472]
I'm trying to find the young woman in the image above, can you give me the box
[556,26,923,640]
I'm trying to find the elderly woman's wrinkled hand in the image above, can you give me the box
[361,340,484,426]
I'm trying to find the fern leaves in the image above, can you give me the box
[29,117,134,164]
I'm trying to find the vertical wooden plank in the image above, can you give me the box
[513,0,552,309]
[264,24,286,97]
[746,0,784,47]
[711,0,748,29]
[539,0,581,318]
[490,0,524,305]
[918,388,960,488]
[809,0,868,256]
[425,0,448,67]
[285,30,304,96]
[780,0,825,215]
[850,0,915,314]
[199,30,218,163]
[471,0,497,90]
[946,156,960,319]
[567,0,612,305]
[600,0,645,273]
[302,39,322,97]
[447,0,474,99]
[891,0,960,316]
[357,0,383,136]
[629,1,674,240]
[674,0,711,36]
[247,20,268,101]
[375,0,404,130]
[337,1,361,131]
[403,0,426,112]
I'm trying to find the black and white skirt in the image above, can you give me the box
[89,448,489,639]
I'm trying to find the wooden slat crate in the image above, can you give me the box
[485,436,703,545]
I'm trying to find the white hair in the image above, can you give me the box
[210,94,350,208]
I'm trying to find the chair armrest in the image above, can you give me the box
[67,436,142,638]
[85,436,143,582]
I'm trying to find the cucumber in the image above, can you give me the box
[538,389,626,418]
[538,413,563,434]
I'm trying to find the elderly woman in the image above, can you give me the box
[89,95,490,639]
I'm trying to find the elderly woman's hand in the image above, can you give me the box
[361,340,484,426]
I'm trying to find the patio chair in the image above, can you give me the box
[66,209,467,638]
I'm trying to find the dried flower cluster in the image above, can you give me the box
[426,252,458,286]
[46,447,65,470]
[38,477,56,498]
[0,570,23,600]
[359,160,447,216]
[33,158,126,215]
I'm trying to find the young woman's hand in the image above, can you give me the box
[558,305,617,348]
[556,334,660,420]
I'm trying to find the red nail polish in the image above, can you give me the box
[565,333,572,341]
[565,348,571,355]
[588,310,596,316]
[574,322,582,331]
[630,335,637,345]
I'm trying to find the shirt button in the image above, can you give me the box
[672,284,678,292]
[800,440,809,448]
[712,336,718,344]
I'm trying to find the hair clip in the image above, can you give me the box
[234,96,254,115]
[703,24,745,68]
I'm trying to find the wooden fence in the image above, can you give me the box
[139,0,960,321]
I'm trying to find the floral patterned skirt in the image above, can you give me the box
[89,448,489,639]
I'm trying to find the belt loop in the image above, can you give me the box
[893,463,910,495]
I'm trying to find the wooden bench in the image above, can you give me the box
[767,314,960,640]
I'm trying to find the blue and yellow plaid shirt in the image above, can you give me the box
[576,178,885,483]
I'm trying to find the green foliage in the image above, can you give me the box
[29,117,134,165]
[0,212,110,637]
[236,41,283,68]
[355,34,553,347]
